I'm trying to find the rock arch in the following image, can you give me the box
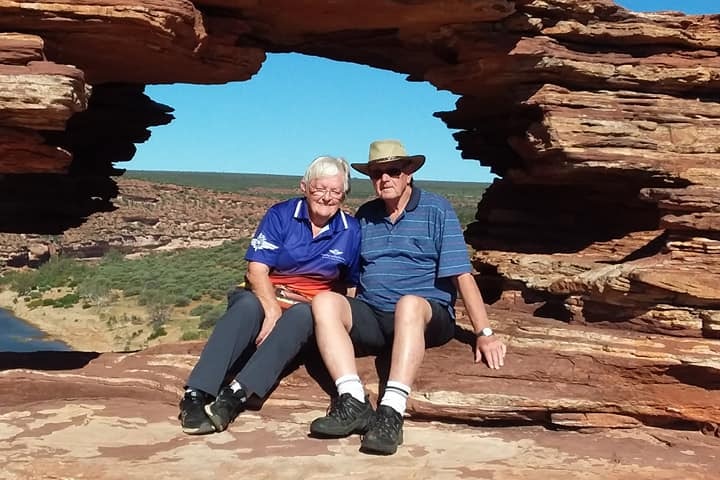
[0,0,719,438]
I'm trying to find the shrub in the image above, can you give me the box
[54,293,80,308]
[77,277,111,308]
[148,326,167,341]
[173,296,191,307]
[27,299,44,309]
[199,304,226,330]
[189,303,214,317]
[180,330,203,341]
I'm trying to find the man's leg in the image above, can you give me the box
[385,295,433,388]
[180,289,263,434]
[309,293,383,437]
[361,296,451,455]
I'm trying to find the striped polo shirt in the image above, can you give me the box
[355,186,471,316]
[246,197,361,297]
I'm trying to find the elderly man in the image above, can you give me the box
[309,139,507,455]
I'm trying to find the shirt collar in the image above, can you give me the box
[406,185,421,211]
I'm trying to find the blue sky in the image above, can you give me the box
[127,0,717,183]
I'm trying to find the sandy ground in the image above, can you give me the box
[0,289,200,352]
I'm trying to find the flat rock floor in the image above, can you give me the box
[1,398,717,480]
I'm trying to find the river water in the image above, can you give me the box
[0,308,70,352]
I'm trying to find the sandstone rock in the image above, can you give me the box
[0,2,719,475]
[1,309,719,479]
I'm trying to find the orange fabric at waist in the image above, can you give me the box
[269,275,334,299]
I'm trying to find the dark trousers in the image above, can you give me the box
[186,288,313,398]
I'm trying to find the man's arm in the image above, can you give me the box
[453,272,506,369]
[245,261,283,345]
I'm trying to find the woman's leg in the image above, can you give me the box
[185,289,263,396]
[234,302,314,398]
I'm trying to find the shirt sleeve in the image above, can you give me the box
[343,221,362,286]
[436,198,472,278]
[245,204,285,267]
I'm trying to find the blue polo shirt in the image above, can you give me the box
[245,197,361,286]
[355,187,470,316]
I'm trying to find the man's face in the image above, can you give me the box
[367,161,411,202]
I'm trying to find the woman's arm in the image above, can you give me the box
[245,261,283,345]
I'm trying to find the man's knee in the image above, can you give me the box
[394,295,431,328]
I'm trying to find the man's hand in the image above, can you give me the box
[255,306,282,345]
[475,335,506,369]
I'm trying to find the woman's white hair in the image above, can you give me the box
[303,156,351,194]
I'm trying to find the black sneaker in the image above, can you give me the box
[310,393,373,437]
[204,385,247,432]
[179,389,216,435]
[360,405,404,455]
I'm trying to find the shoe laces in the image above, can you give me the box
[370,407,401,437]
[327,394,360,421]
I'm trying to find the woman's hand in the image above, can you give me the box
[255,305,282,345]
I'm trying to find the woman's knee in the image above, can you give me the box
[312,292,342,320]
[275,303,314,338]
[227,288,260,309]
[218,289,263,329]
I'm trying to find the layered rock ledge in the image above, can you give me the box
[1,309,718,479]
[0,1,719,473]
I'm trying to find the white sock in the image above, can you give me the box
[335,374,365,402]
[229,381,247,402]
[380,380,411,415]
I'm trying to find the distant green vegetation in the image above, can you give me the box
[0,240,250,337]
[124,171,303,194]
[85,240,249,305]
[1,241,248,303]
[124,170,488,226]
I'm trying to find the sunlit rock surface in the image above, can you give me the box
[0,1,719,476]
[1,310,719,479]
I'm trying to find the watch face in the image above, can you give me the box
[481,327,494,337]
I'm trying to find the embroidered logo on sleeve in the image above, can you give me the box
[251,233,279,251]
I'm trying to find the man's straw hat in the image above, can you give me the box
[351,139,425,176]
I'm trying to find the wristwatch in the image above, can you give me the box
[477,327,494,337]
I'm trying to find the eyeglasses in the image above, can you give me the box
[368,166,404,180]
[309,187,345,199]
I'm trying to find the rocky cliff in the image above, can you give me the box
[0,177,277,267]
[0,1,719,477]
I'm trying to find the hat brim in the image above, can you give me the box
[351,155,425,176]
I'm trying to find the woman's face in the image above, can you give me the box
[301,173,346,223]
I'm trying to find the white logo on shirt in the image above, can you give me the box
[251,233,279,252]
[322,248,345,262]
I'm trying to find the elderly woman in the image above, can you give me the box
[180,156,360,435]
